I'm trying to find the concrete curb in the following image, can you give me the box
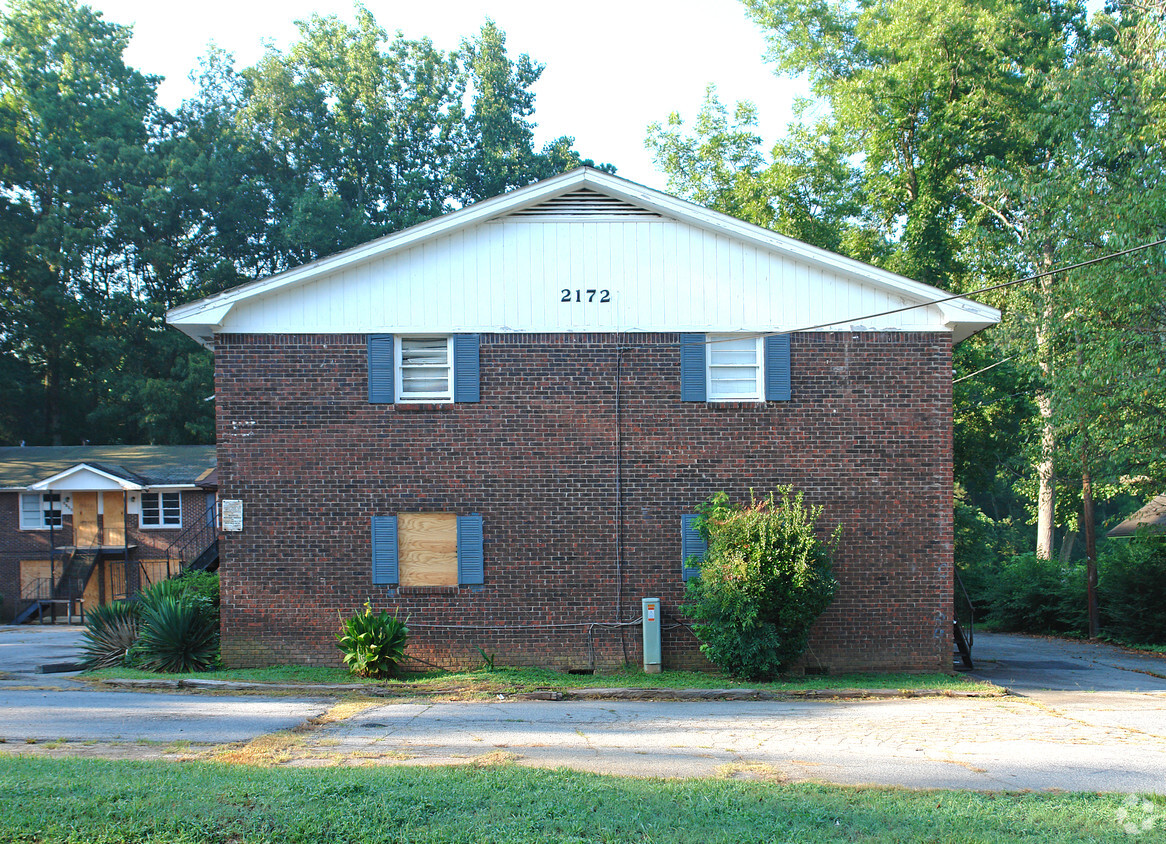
[90,677,1005,700]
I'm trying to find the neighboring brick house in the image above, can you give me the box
[167,168,999,672]
[0,446,217,622]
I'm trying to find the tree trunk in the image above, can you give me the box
[1080,426,1100,639]
[1035,390,1056,559]
[1034,241,1057,559]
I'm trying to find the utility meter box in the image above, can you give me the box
[642,597,662,674]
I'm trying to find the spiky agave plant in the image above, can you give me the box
[81,601,140,669]
[133,595,218,673]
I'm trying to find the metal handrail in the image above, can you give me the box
[165,500,219,573]
[954,568,975,649]
[20,577,53,601]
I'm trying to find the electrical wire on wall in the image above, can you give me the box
[614,344,628,666]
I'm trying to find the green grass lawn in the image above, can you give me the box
[83,663,998,695]
[0,756,1153,843]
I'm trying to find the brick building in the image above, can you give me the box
[0,445,217,623]
[167,168,998,672]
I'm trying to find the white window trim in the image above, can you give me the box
[395,335,454,404]
[705,334,765,402]
[140,490,183,529]
[19,492,63,531]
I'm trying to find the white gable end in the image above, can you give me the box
[169,169,998,343]
[225,216,944,335]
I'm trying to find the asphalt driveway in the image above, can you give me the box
[969,631,1166,694]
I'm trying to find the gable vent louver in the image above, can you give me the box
[506,188,662,219]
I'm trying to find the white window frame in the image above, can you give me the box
[19,492,63,531]
[140,491,182,529]
[395,335,454,404]
[706,334,765,402]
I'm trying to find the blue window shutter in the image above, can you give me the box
[457,514,484,585]
[764,334,791,401]
[680,333,706,402]
[371,515,398,584]
[368,335,395,403]
[453,334,480,403]
[681,514,707,581]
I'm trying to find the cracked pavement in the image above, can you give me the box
[1,625,1164,792]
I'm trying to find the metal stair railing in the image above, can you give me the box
[953,569,975,670]
[164,501,219,575]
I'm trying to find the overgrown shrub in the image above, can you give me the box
[337,602,409,678]
[984,553,1085,634]
[81,601,140,669]
[1099,535,1166,644]
[681,488,839,680]
[171,570,220,629]
[132,595,219,673]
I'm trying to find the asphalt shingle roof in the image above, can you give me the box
[1108,494,1166,538]
[0,445,215,489]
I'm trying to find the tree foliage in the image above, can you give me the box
[0,1,601,447]
[649,1,1166,606]
[682,489,839,680]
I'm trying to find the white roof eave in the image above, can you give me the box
[27,464,146,491]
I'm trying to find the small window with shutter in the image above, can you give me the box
[397,336,453,403]
[368,334,480,405]
[680,333,791,403]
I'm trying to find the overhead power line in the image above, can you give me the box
[701,236,1166,346]
[953,356,1016,384]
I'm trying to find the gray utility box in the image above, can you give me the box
[642,597,662,673]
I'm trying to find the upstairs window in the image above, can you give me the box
[707,334,763,401]
[368,334,480,405]
[141,491,182,528]
[681,333,791,403]
[20,493,62,530]
[397,336,453,403]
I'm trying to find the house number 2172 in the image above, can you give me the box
[561,289,611,303]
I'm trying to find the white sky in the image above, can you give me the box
[82,0,807,190]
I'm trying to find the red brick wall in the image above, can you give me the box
[215,331,954,673]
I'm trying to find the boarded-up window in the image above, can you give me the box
[371,513,484,587]
[398,513,458,587]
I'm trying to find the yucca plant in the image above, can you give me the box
[133,595,218,673]
[337,602,409,678]
[81,601,140,669]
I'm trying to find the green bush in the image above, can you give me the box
[337,602,409,678]
[81,601,140,669]
[985,553,1084,634]
[1099,535,1166,644]
[681,488,839,680]
[132,595,219,673]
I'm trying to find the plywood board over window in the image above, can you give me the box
[19,560,53,600]
[398,513,458,587]
[73,492,99,547]
[103,492,125,546]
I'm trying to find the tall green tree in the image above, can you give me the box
[0,3,603,448]
[0,0,160,444]
[648,0,1090,567]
